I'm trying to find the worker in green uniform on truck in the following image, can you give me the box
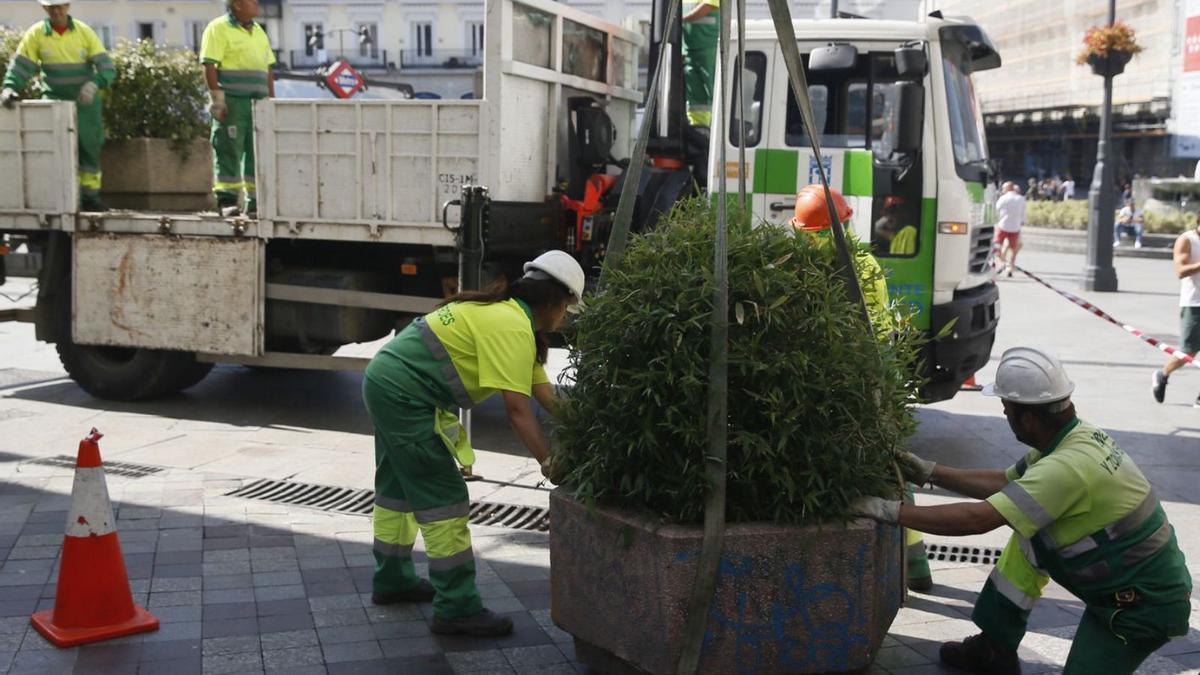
[200,0,274,218]
[790,184,935,592]
[362,251,583,637]
[853,347,1191,675]
[1,0,115,212]
[681,0,718,127]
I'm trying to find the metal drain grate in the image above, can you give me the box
[227,478,550,532]
[25,455,164,479]
[924,542,1003,566]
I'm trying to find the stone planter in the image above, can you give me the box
[549,490,903,674]
[1087,51,1132,78]
[100,138,213,211]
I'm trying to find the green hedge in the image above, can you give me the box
[0,27,38,99]
[552,198,921,525]
[1026,200,1196,234]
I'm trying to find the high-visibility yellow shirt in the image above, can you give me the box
[199,14,275,99]
[426,299,551,402]
[2,17,114,100]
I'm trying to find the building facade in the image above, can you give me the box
[2,0,921,98]
[924,0,1194,187]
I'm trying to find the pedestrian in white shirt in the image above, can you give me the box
[1114,199,1144,249]
[994,181,1026,278]
[1061,175,1075,200]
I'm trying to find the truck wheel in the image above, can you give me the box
[56,342,214,401]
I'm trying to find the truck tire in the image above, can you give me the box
[56,342,214,401]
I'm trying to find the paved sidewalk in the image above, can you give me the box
[2,452,1198,675]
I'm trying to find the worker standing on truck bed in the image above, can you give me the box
[361,251,582,637]
[790,185,935,592]
[853,347,1191,675]
[681,0,718,128]
[1,0,115,212]
[200,0,274,218]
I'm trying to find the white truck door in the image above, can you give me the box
[712,42,772,215]
[755,44,874,239]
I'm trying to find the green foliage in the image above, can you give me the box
[553,199,921,526]
[103,39,208,155]
[0,27,38,98]
[1026,201,1089,230]
[1026,200,1196,234]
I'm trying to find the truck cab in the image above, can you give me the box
[706,16,1001,401]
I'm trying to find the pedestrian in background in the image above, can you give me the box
[994,181,1026,278]
[1,0,115,212]
[201,0,274,218]
[1061,174,1075,200]
[1151,221,1200,407]
[1114,198,1144,249]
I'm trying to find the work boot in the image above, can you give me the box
[1152,370,1168,403]
[907,573,933,593]
[940,633,1021,675]
[80,196,108,212]
[1193,392,1200,409]
[431,608,514,637]
[371,578,435,605]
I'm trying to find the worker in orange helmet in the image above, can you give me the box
[790,184,934,592]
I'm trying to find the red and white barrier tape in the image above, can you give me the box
[1012,264,1199,370]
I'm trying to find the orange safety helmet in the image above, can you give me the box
[790,185,853,232]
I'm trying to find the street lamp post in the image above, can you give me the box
[1082,0,1119,292]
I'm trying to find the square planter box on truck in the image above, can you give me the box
[0,0,999,403]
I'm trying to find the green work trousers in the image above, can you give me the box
[682,17,718,127]
[362,375,483,621]
[972,533,1189,673]
[211,95,257,211]
[48,94,103,201]
[904,484,931,582]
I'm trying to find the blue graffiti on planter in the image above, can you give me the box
[676,527,901,674]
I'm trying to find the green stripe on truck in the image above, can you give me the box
[842,150,872,197]
[753,148,798,195]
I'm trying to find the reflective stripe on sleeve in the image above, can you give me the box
[1000,481,1055,530]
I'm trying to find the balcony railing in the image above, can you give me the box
[288,50,391,71]
[399,49,482,70]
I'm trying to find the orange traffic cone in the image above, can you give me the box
[30,429,159,647]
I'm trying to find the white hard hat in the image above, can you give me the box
[982,347,1075,410]
[39,0,70,6]
[522,250,585,307]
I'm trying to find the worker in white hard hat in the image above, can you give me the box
[852,347,1191,675]
[361,250,584,638]
[2,0,115,211]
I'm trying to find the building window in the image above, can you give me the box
[413,21,433,58]
[466,21,484,58]
[184,20,204,54]
[356,22,378,59]
[96,24,116,50]
[303,22,323,57]
[135,22,156,43]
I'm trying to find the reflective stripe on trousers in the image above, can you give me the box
[971,533,1050,651]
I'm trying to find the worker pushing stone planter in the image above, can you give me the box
[548,198,922,673]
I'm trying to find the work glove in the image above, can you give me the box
[208,89,227,123]
[897,451,936,486]
[850,496,901,524]
[1,88,19,109]
[77,81,98,105]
